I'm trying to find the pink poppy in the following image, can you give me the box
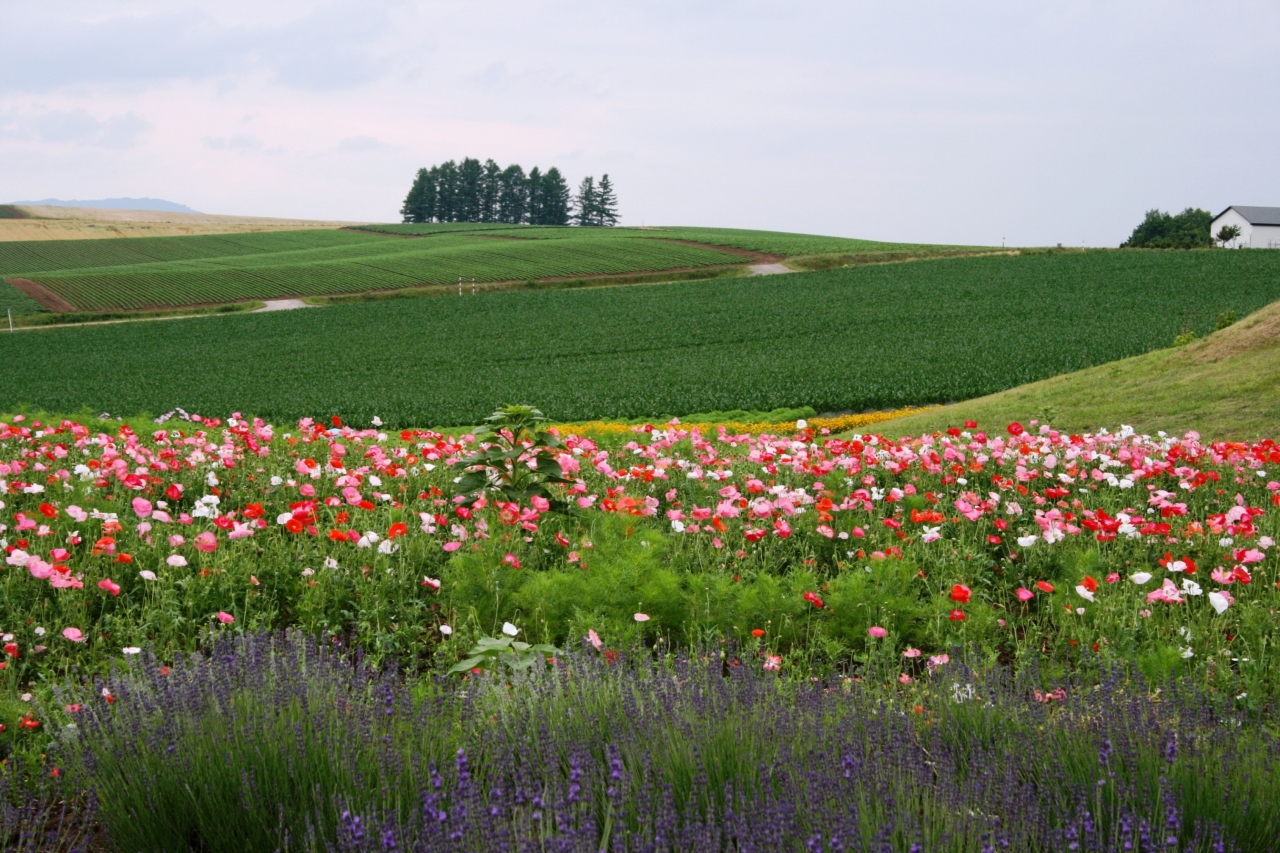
[868,626,887,638]
[215,611,235,624]
[98,578,121,596]
[763,655,781,671]
[131,498,153,519]
[634,613,650,622]
[1015,587,1034,602]
[586,629,603,651]
[194,532,218,553]
[62,627,85,643]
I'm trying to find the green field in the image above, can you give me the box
[0,224,968,313]
[0,280,46,316]
[2,250,1278,426]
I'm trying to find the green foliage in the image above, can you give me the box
[447,632,560,675]
[1121,208,1213,249]
[1216,224,1243,247]
[1215,310,1237,330]
[4,251,1280,426]
[453,405,572,509]
[1173,329,1198,346]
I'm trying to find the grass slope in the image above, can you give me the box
[2,250,1278,427]
[885,298,1280,441]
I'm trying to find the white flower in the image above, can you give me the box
[368,475,382,487]
[1181,647,1194,659]
[439,624,453,636]
[372,416,383,426]
[502,622,519,636]
[324,557,339,569]
[139,570,158,581]
[1208,592,1230,614]
[276,512,294,525]
[270,476,283,487]
[377,539,399,555]
[1016,535,1038,548]
[167,555,188,567]
[1130,572,1152,585]
[670,519,685,533]
[34,627,45,636]
[1180,579,1202,596]
[302,568,315,577]
[1075,585,1095,602]
[122,647,142,655]
[921,526,942,543]
[1219,537,1234,547]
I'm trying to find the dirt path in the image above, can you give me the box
[748,263,792,275]
[5,278,77,312]
[649,239,781,263]
[256,299,315,312]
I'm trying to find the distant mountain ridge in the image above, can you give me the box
[10,198,200,213]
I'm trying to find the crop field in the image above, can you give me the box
[2,250,1279,426]
[0,228,748,311]
[0,279,46,315]
[365,222,954,257]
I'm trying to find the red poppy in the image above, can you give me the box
[3,643,18,659]
[1007,422,1024,436]
[331,416,342,427]
[165,483,184,501]
[949,609,967,622]
[1080,575,1098,593]
[335,511,349,524]
[242,503,265,520]
[1036,581,1055,594]
[964,420,978,428]
[949,584,971,604]
[387,522,409,540]
[38,502,57,519]
[285,518,305,534]
[555,531,571,547]
[114,554,133,564]
[803,591,825,609]
[751,629,766,638]
[328,529,348,542]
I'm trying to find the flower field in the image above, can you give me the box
[2,407,1280,850]
[3,249,1280,427]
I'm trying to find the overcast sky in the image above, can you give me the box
[2,1,1277,246]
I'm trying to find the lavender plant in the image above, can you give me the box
[46,632,1276,852]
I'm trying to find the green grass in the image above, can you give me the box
[2,250,1279,427]
[884,297,1280,441]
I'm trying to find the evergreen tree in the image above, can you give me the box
[400,168,430,223]
[595,174,619,227]
[480,159,502,223]
[574,176,597,227]
[457,157,484,222]
[401,159,609,226]
[540,168,572,226]
[526,167,543,224]
[498,164,528,224]
[435,161,459,222]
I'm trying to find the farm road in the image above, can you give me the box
[256,299,315,311]
[749,263,792,275]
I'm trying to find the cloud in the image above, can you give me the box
[204,134,264,151]
[337,136,393,153]
[0,108,150,148]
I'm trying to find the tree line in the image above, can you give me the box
[400,158,619,226]
[1121,208,1212,249]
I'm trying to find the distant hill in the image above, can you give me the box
[10,198,200,214]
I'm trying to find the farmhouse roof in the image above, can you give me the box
[1216,206,1280,226]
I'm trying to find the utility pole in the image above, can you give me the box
[471,277,476,295]
[458,276,462,296]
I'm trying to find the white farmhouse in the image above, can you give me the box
[1211,206,1280,248]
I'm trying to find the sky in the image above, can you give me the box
[2,1,1277,246]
